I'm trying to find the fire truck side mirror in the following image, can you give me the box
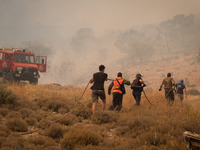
[42,59,44,64]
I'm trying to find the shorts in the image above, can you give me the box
[177,94,184,101]
[91,90,106,103]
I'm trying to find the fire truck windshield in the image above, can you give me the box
[14,53,35,64]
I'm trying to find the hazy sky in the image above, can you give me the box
[0,0,200,84]
[0,0,200,38]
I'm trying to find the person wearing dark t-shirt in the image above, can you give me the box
[175,80,187,101]
[131,73,146,106]
[90,65,108,114]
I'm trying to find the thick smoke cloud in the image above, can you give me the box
[0,1,200,86]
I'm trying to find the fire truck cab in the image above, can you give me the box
[0,48,47,84]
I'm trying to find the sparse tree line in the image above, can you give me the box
[17,14,200,85]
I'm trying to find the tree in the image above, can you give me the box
[70,28,97,56]
[115,36,155,64]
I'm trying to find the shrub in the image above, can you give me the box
[117,117,136,130]
[37,119,51,128]
[182,117,200,133]
[0,137,6,148]
[0,84,18,106]
[36,98,48,109]
[60,127,102,150]
[46,100,67,112]
[18,98,38,110]
[6,118,28,132]
[58,114,78,126]
[1,136,27,150]
[91,111,118,124]
[0,125,10,137]
[115,126,130,136]
[28,135,57,147]
[132,118,153,131]
[6,111,22,119]
[73,106,92,119]
[0,107,9,117]
[138,130,164,146]
[19,108,35,119]
[187,89,200,95]
[25,117,38,126]
[43,123,64,140]
[37,99,70,112]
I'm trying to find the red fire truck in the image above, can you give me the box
[0,48,47,84]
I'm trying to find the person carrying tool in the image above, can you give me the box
[175,80,187,101]
[108,72,130,111]
[159,73,175,102]
[131,73,146,106]
[90,65,108,114]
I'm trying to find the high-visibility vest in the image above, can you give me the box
[113,77,124,94]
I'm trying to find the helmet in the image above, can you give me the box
[136,73,142,78]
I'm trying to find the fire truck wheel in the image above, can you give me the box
[8,70,14,83]
[30,78,38,84]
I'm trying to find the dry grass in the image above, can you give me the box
[6,118,28,132]
[60,127,102,150]
[0,74,199,150]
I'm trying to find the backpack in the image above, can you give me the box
[131,78,143,92]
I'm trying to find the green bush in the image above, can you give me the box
[0,84,18,106]
[6,118,28,132]
[91,111,118,124]
[60,127,102,150]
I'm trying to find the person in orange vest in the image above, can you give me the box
[108,72,130,111]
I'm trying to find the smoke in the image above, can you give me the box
[41,28,125,85]
[1,1,200,86]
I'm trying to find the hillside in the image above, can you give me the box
[0,53,199,150]
[130,53,200,91]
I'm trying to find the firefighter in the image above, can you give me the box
[131,73,146,106]
[90,65,108,114]
[175,80,187,101]
[108,72,130,111]
[159,73,175,102]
